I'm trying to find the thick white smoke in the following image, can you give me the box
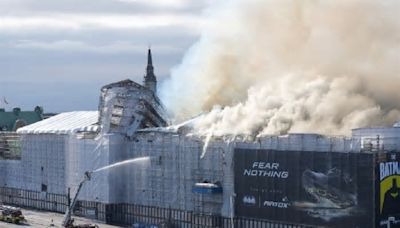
[161,0,400,136]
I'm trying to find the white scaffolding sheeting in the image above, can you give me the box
[17,111,99,134]
[66,135,110,203]
[5,107,400,219]
[20,134,66,193]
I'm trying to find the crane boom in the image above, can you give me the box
[62,171,92,227]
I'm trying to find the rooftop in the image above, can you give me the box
[0,106,44,131]
[17,111,99,134]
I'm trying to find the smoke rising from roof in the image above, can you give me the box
[161,0,400,136]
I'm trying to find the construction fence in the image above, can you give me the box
[0,187,310,228]
[0,187,68,213]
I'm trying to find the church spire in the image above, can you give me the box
[147,48,153,66]
[144,48,157,93]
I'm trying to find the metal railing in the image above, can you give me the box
[0,186,311,228]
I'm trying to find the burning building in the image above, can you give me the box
[0,49,399,228]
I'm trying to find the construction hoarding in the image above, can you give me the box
[375,152,400,227]
[234,148,374,227]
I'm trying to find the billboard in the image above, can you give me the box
[234,149,374,227]
[375,152,400,227]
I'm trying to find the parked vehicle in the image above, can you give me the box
[0,205,26,224]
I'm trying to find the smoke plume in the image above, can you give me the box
[160,0,400,136]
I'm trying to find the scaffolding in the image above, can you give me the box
[0,132,21,160]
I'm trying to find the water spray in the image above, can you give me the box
[62,156,154,227]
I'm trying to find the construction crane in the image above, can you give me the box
[62,171,98,228]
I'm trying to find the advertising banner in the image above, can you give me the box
[375,152,400,227]
[234,149,374,227]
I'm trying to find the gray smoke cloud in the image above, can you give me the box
[160,0,400,136]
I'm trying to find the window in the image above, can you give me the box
[41,184,47,192]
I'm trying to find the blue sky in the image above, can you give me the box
[0,0,210,112]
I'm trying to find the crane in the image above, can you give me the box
[62,171,98,228]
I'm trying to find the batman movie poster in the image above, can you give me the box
[234,149,374,227]
[376,152,400,228]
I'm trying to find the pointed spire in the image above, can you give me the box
[146,48,154,76]
[147,48,153,66]
[144,48,157,93]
